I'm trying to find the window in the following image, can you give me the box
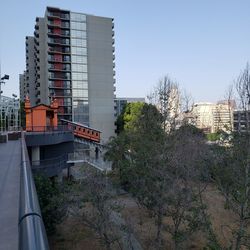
[72,72,88,81]
[71,21,86,30]
[71,38,87,47]
[71,30,86,38]
[72,89,88,98]
[72,64,87,72]
[72,80,88,89]
[71,47,87,55]
[70,13,86,22]
[72,55,87,64]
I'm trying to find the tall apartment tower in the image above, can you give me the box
[21,7,116,141]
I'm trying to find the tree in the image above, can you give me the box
[79,171,122,250]
[115,102,145,134]
[212,63,250,249]
[162,125,210,249]
[148,75,181,132]
[106,103,210,249]
[34,175,68,234]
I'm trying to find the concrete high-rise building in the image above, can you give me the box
[20,7,116,141]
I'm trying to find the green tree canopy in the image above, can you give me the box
[115,102,145,134]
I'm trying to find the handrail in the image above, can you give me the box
[19,132,49,250]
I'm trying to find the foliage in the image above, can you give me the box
[106,102,210,249]
[207,133,220,141]
[34,175,68,234]
[115,102,145,134]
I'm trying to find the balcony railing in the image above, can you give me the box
[48,30,70,37]
[48,38,70,45]
[48,21,70,29]
[47,12,69,20]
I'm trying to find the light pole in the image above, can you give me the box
[0,74,10,132]
[0,74,9,97]
[12,94,19,131]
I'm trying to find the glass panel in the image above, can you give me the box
[71,30,86,38]
[71,21,86,30]
[72,89,88,98]
[72,64,87,72]
[72,80,88,89]
[71,38,87,47]
[71,47,87,55]
[70,13,86,22]
[71,55,87,64]
[72,72,88,80]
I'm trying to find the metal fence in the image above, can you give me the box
[19,132,49,250]
[68,151,112,172]
[25,125,72,133]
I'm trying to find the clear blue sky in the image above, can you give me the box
[1,0,250,102]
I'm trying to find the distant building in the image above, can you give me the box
[233,110,250,132]
[19,72,26,102]
[191,100,234,133]
[192,103,215,133]
[114,97,145,116]
[20,6,116,141]
[213,100,235,132]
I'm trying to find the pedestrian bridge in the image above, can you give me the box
[0,133,49,250]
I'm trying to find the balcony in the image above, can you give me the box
[48,47,70,54]
[48,20,70,29]
[48,65,71,72]
[48,38,70,45]
[48,30,70,37]
[49,91,72,97]
[49,81,71,89]
[47,12,69,20]
[48,73,71,80]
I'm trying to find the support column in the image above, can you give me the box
[32,146,40,166]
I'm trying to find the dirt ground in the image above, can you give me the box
[49,185,248,250]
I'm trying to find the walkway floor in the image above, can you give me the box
[0,140,21,250]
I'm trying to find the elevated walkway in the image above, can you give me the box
[0,139,21,250]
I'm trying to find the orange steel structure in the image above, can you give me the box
[25,96,58,131]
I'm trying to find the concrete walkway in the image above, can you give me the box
[0,140,21,250]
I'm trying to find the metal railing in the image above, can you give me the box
[19,132,49,250]
[25,125,72,133]
[68,151,112,172]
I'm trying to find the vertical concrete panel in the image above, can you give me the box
[87,15,115,142]
[32,146,40,165]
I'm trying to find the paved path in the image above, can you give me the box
[0,140,21,250]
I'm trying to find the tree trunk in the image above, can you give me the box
[155,211,163,249]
